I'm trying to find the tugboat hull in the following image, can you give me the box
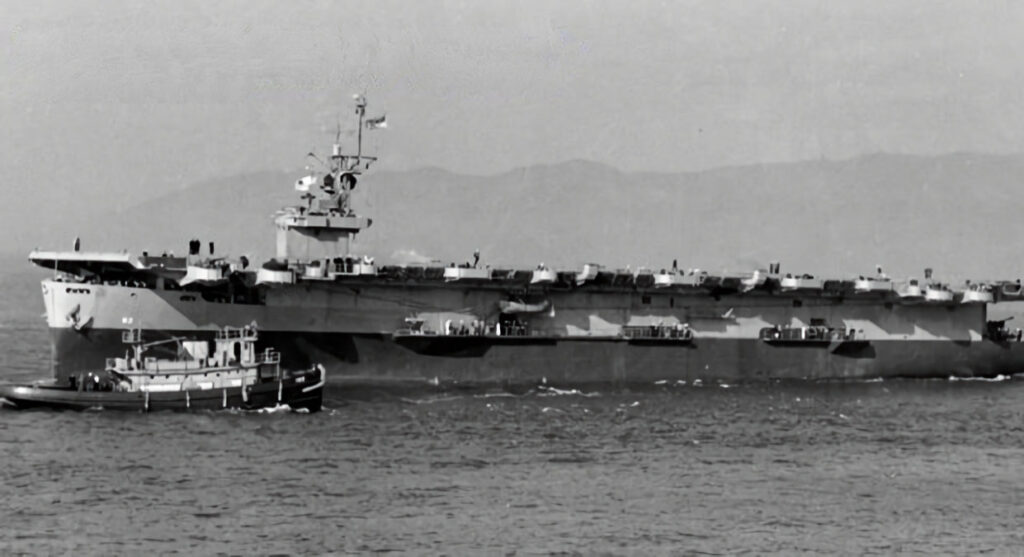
[0,373,324,412]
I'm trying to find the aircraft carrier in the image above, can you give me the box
[29,96,1024,390]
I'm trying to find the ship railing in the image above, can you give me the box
[759,326,856,341]
[394,328,435,336]
[122,329,143,344]
[216,326,258,341]
[256,348,280,364]
[622,325,694,340]
[332,261,377,276]
[493,325,529,337]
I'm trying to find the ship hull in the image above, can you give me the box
[37,278,1024,392]
[48,326,1024,390]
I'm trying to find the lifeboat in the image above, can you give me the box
[302,260,328,279]
[179,264,228,287]
[443,266,491,281]
[531,266,557,285]
[961,284,994,304]
[256,268,295,285]
[653,270,686,288]
[923,284,954,303]
[897,279,923,301]
[853,275,892,293]
[780,273,823,291]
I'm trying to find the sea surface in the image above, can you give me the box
[1,268,1024,555]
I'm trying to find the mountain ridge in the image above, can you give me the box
[23,152,1024,282]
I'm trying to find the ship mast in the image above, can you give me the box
[355,94,366,166]
[274,94,379,263]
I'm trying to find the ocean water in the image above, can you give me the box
[2,269,1024,555]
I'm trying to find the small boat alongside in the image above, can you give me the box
[0,326,324,412]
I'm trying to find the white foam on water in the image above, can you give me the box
[537,385,599,397]
[253,403,296,414]
[398,395,467,405]
[948,374,1010,382]
[474,392,522,399]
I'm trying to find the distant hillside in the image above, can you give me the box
[52,153,1024,281]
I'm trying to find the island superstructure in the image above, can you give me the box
[28,96,1024,389]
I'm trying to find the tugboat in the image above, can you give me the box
[0,325,325,412]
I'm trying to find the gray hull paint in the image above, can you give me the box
[50,327,1024,390]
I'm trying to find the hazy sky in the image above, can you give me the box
[3,0,1024,249]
